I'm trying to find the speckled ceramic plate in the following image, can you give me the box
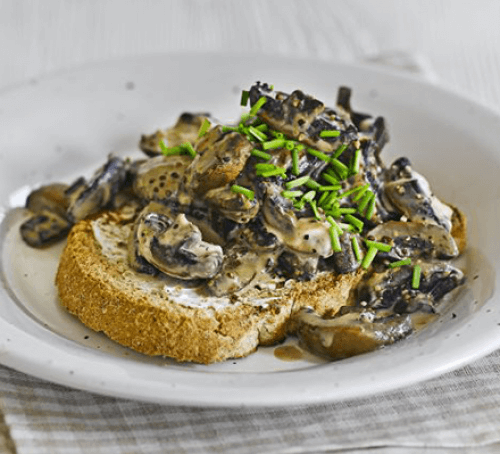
[0,53,498,407]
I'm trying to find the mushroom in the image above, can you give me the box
[291,306,412,360]
[131,202,223,280]
[67,155,128,222]
[367,220,459,260]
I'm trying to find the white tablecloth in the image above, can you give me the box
[1,1,500,452]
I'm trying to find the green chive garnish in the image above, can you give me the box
[388,258,412,268]
[222,125,238,133]
[318,184,342,191]
[260,167,287,178]
[338,207,357,214]
[365,195,376,220]
[247,125,268,142]
[310,199,321,220]
[197,118,211,138]
[333,143,348,159]
[182,142,196,158]
[357,190,374,214]
[307,148,331,162]
[251,149,272,161]
[412,265,422,289]
[352,236,362,262]
[352,183,370,202]
[361,246,378,269]
[326,216,343,235]
[351,148,361,175]
[285,175,310,189]
[281,190,303,199]
[318,191,330,206]
[301,190,316,203]
[344,214,364,232]
[365,239,392,253]
[249,96,267,116]
[240,90,250,106]
[329,226,342,252]
[255,123,269,132]
[285,140,295,151]
[330,158,349,179]
[321,172,339,185]
[262,138,286,150]
[320,129,341,138]
[338,184,365,199]
[231,184,254,201]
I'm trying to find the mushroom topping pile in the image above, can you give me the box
[20,84,467,360]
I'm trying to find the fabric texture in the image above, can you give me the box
[1,351,500,454]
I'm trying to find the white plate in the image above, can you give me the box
[0,53,499,407]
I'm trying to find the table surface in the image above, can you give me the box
[1,1,500,453]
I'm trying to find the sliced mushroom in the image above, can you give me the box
[329,232,361,274]
[383,158,454,231]
[203,184,260,224]
[367,220,459,260]
[356,261,465,314]
[291,306,412,360]
[133,154,192,203]
[139,112,211,157]
[133,203,223,280]
[20,209,72,248]
[67,155,128,222]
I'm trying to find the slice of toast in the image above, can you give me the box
[56,204,362,364]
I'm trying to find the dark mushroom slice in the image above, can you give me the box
[181,126,254,197]
[367,220,459,261]
[20,209,72,248]
[383,157,454,231]
[133,204,223,280]
[203,184,260,224]
[329,232,361,274]
[133,154,192,203]
[248,82,359,153]
[67,155,128,222]
[291,306,412,360]
[139,112,212,157]
[356,261,465,314]
[25,183,71,218]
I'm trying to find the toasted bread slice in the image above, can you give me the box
[56,204,362,364]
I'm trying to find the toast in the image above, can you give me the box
[56,203,362,364]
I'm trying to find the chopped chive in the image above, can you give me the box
[270,130,285,139]
[240,90,250,106]
[365,239,392,253]
[182,142,196,158]
[282,190,303,199]
[285,175,311,189]
[344,214,364,232]
[333,143,348,159]
[291,148,300,176]
[197,118,211,138]
[338,184,365,199]
[318,184,342,191]
[326,216,343,235]
[320,192,338,210]
[339,222,355,232]
[262,138,286,150]
[357,190,374,214]
[255,123,269,132]
[329,226,342,252]
[352,183,370,202]
[249,96,267,116]
[330,158,349,178]
[388,258,412,269]
[310,200,321,220]
[320,129,341,138]
[231,184,255,201]
[307,148,331,162]
[251,149,272,161]
[351,236,362,262]
[247,125,268,142]
[285,140,296,151]
[293,200,306,210]
[301,190,316,202]
[412,265,422,289]
[305,179,321,190]
[318,191,330,206]
[260,167,287,178]
[222,125,238,133]
[364,195,376,220]
[255,163,276,171]
[338,207,357,214]
[351,148,361,174]
[361,246,378,269]
[321,172,340,185]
